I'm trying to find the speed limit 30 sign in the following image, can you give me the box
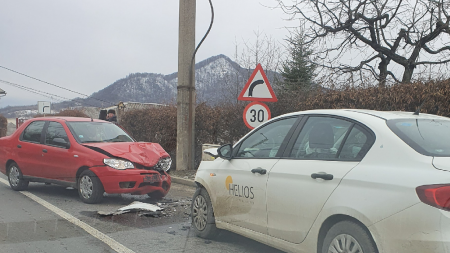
[243,102,271,129]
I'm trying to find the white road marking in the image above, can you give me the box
[0,177,135,253]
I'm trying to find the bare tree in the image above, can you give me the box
[236,30,284,84]
[212,31,284,104]
[277,0,450,86]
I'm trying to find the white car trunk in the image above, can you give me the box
[432,157,450,171]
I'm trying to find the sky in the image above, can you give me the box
[0,0,292,108]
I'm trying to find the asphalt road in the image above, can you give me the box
[0,174,283,253]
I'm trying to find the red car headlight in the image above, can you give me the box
[103,158,135,170]
[156,157,172,172]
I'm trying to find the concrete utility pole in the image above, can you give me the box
[177,0,196,171]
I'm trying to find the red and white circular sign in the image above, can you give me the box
[243,102,271,129]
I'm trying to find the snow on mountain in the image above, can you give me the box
[84,54,250,107]
[0,54,280,117]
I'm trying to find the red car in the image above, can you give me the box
[0,117,172,204]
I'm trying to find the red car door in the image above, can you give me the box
[40,121,78,182]
[17,121,47,177]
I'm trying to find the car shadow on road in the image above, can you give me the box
[20,183,283,252]
[25,183,154,204]
[211,230,284,253]
[25,183,79,199]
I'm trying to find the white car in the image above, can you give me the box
[191,109,450,253]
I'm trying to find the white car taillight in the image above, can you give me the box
[416,184,450,211]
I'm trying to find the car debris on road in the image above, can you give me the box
[97,198,192,219]
[97,201,163,216]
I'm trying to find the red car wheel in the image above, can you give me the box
[78,170,104,204]
[8,163,29,191]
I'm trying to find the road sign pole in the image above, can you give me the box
[177,0,196,171]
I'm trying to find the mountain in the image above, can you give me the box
[0,55,281,118]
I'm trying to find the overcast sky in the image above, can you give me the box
[0,0,292,108]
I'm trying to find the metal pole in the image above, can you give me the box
[177,0,196,171]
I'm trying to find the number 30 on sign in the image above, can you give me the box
[243,102,271,129]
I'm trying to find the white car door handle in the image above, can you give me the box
[311,173,333,180]
[251,168,267,175]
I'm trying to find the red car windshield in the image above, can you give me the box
[67,121,134,143]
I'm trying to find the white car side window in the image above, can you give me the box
[338,126,371,160]
[235,117,297,158]
[290,117,352,160]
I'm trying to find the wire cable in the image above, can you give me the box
[0,65,116,106]
[0,79,99,107]
[191,0,214,66]
[1,79,75,102]
[2,0,214,109]
[2,83,71,103]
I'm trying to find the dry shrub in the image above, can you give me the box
[55,109,90,117]
[0,114,7,137]
[195,102,249,166]
[120,79,450,170]
[35,109,89,118]
[120,105,177,155]
[271,79,450,117]
[195,102,248,144]
[120,103,250,169]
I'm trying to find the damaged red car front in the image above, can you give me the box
[0,117,172,204]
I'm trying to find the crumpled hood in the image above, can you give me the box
[84,142,169,167]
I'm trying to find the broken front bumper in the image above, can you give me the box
[90,166,171,196]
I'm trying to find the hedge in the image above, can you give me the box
[0,114,6,137]
[34,109,89,118]
[120,79,450,170]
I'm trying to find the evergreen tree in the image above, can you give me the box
[281,30,316,91]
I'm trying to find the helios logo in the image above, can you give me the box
[226,176,254,199]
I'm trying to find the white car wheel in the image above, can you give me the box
[322,221,377,253]
[191,187,219,239]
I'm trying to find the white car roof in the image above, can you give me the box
[277,109,449,121]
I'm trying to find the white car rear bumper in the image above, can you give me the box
[369,202,450,253]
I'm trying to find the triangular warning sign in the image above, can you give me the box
[238,63,277,102]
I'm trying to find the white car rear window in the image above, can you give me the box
[387,119,450,157]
